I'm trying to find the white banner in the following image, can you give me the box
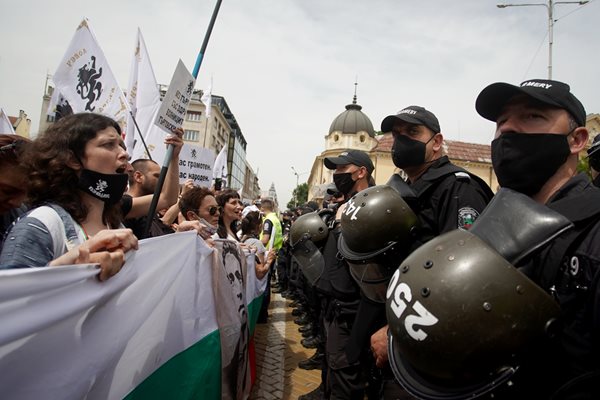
[0,232,266,400]
[53,19,129,127]
[178,142,215,186]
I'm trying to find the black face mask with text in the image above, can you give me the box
[333,172,356,197]
[491,131,572,196]
[391,134,435,169]
[78,169,128,205]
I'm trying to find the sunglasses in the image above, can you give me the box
[207,206,221,216]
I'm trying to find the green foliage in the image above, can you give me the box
[577,156,592,178]
[287,183,308,209]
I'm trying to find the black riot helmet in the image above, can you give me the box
[289,210,333,285]
[386,229,561,399]
[338,185,420,302]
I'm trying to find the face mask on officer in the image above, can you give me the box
[333,168,360,196]
[491,130,573,196]
[391,133,436,169]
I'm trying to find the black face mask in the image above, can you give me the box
[491,132,572,196]
[333,172,356,196]
[78,169,128,205]
[391,134,435,169]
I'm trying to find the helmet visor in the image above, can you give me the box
[291,238,325,286]
[348,259,397,303]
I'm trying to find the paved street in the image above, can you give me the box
[251,292,321,399]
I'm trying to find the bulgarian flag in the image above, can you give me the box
[0,232,267,400]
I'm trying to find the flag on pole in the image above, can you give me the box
[125,28,162,156]
[46,86,73,122]
[213,144,228,183]
[201,79,212,121]
[53,18,129,128]
[0,108,15,134]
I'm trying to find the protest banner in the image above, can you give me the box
[0,232,267,400]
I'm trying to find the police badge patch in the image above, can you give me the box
[458,207,479,230]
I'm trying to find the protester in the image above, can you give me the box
[240,210,271,280]
[471,78,600,398]
[0,134,31,249]
[178,186,220,240]
[0,113,138,279]
[214,189,243,240]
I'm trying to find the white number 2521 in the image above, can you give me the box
[386,270,439,341]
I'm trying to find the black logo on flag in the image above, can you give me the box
[76,55,103,111]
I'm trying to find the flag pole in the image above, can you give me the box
[144,0,223,237]
[128,110,153,161]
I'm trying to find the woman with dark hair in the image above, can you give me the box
[0,113,137,279]
[240,211,274,280]
[214,189,243,240]
[178,186,220,240]
[0,134,31,249]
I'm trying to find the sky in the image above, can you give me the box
[1,0,599,207]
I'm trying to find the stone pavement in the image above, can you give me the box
[251,292,321,399]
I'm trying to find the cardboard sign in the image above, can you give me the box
[178,143,216,187]
[154,59,195,134]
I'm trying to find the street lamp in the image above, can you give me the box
[291,167,300,207]
[497,0,589,79]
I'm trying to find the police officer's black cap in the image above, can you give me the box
[381,105,441,134]
[476,79,586,127]
[324,149,374,174]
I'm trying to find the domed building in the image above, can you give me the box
[308,93,382,201]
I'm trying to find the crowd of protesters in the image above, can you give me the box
[2,76,600,400]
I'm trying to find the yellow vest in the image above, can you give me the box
[260,212,283,251]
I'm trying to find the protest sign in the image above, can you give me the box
[178,143,215,186]
[154,59,195,135]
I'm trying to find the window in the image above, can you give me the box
[187,111,202,121]
[184,130,199,141]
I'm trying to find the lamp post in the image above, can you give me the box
[291,166,300,207]
[497,0,588,79]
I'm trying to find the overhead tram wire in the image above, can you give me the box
[522,30,550,81]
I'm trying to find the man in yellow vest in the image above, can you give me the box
[257,198,283,324]
[260,198,283,251]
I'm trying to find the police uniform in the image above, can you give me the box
[502,174,600,399]
[408,155,494,240]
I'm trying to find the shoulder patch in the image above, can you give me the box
[454,171,471,181]
[458,207,479,230]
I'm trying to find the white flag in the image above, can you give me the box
[46,86,73,121]
[0,108,15,134]
[53,18,129,128]
[125,28,162,157]
[201,80,212,121]
[213,144,228,182]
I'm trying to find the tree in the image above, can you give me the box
[287,183,308,210]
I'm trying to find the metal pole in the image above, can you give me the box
[144,0,223,237]
[548,0,553,79]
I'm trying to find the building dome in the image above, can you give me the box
[328,96,375,137]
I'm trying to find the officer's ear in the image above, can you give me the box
[569,127,588,155]
[431,132,444,153]
[356,166,367,180]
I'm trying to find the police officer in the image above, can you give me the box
[473,78,600,398]
[314,149,375,400]
[370,106,494,391]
